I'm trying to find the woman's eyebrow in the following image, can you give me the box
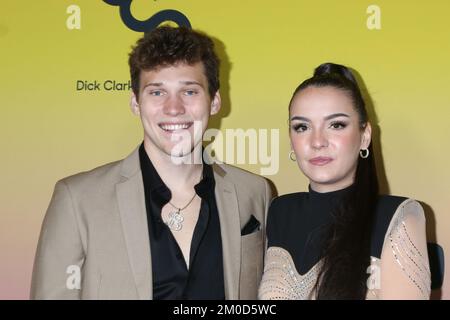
[324,113,350,121]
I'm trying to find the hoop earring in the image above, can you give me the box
[359,148,369,159]
[289,150,297,161]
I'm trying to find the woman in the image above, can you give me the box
[258,63,431,299]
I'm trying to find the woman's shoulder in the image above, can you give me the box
[371,195,425,258]
[269,192,308,215]
[371,197,430,298]
[266,192,308,234]
[270,192,308,207]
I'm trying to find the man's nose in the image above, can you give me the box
[163,95,186,116]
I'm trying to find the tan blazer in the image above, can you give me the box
[31,147,272,300]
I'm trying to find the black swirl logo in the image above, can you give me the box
[104,0,191,32]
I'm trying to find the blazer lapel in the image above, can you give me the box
[116,147,152,299]
[213,164,241,300]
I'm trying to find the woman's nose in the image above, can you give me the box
[311,129,328,149]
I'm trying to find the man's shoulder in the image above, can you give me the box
[59,159,123,186]
[57,147,141,193]
[215,163,267,187]
[54,162,124,200]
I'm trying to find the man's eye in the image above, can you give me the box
[185,90,197,96]
[150,90,163,96]
[292,123,308,132]
[330,122,347,129]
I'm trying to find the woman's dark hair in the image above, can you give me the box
[290,62,379,299]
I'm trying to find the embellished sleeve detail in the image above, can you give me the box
[379,199,431,299]
[258,246,320,300]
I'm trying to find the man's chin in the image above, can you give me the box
[166,143,204,164]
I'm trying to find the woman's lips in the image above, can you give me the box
[309,157,333,166]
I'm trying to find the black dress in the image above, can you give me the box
[258,186,431,299]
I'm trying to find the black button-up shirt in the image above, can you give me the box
[139,144,225,300]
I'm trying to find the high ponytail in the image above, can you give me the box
[290,63,379,299]
[313,63,358,84]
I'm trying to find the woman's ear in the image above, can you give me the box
[130,93,140,116]
[361,122,372,149]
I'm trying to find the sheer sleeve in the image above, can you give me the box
[258,247,319,300]
[378,199,431,299]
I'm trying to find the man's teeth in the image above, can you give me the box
[160,123,191,131]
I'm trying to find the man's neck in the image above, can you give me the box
[143,141,204,193]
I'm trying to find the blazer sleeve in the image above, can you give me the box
[263,178,273,250]
[30,180,85,299]
[378,199,431,299]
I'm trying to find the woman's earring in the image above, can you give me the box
[289,150,297,161]
[359,148,369,159]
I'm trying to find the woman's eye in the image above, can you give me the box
[292,123,308,132]
[330,122,347,129]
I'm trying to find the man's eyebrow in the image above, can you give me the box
[142,81,204,89]
[179,81,204,87]
[143,82,163,89]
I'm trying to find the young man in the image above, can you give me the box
[31,26,271,299]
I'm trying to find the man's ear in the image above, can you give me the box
[361,122,372,149]
[130,93,140,116]
[210,91,221,115]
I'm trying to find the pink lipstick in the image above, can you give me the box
[309,157,333,166]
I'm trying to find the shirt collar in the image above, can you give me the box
[139,143,216,206]
[139,143,171,208]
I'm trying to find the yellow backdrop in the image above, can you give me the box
[1,0,448,299]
